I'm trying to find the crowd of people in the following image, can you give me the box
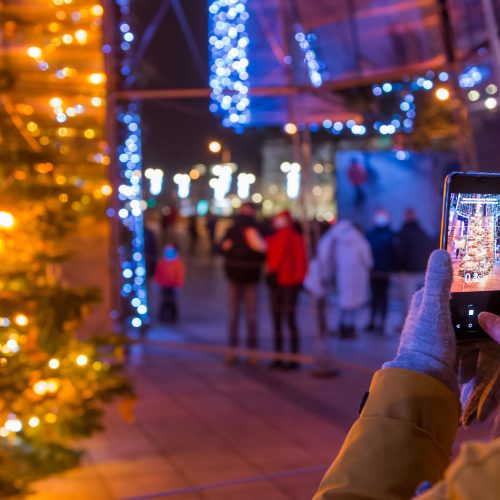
[143,203,436,369]
[145,203,437,369]
[307,207,436,339]
[220,203,307,369]
[218,203,436,366]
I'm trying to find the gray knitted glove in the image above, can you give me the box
[458,312,500,426]
[384,250,458,394]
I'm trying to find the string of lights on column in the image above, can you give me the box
[208,0,251,129]
[294,25,324,88]
[114,0,148,329]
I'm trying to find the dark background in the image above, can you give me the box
[133,0,266,176]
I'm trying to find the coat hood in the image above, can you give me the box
[272,210,293,229]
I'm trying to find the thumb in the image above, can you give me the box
[478,312,500,344]
[421,250,453,310]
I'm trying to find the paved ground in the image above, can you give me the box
[29,251,489,500]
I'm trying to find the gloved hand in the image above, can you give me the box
[459,312,500,426]
[383,250,458,394]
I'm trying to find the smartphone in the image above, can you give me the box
[441,172,500,341]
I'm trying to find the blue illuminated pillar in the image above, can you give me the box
[208,0,251,128]
[113,0,149,330]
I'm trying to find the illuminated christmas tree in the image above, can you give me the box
[0,1,131,495]
[459,203,494,280]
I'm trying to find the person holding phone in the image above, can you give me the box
[314,250,500,500]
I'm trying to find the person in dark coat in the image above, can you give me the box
[366,209,396,333]
[188,215,199,256]
[396,208,433,314]
[205,212,218,256]
[221,203,266,364]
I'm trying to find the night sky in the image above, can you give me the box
[133,0,266,177]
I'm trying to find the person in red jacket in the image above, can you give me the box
[154,244,185,323]
[266,211,307,369]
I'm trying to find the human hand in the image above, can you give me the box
[384,250,458,393]
[458,312,500,426]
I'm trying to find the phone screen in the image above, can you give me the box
[442,173,500,341]
[446,193,500,293]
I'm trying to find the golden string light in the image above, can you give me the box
[0,212,15,229]
[76,354,88,366]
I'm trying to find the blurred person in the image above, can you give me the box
[160,204,178,244]
[266,211,307,369]
[154,244,185,323]
[221,203,266,365]
[303,220,340,377]
[396,208,432,315]
[347,157,368,206]
[314,250,500,499]
[188,214,199,256]
[205,212,218,256]
[366,208,396,334]
[328,220,373,338]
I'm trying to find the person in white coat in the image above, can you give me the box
[313,220,373,338]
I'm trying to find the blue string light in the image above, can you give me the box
[208,0,251,128]
[115,0,148,329]
[294,25,324,87]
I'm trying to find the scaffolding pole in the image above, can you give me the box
[103,0,124,332]
[481,0,500,92]
[437,0,479,170]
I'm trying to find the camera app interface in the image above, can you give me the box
[447,193,500,292]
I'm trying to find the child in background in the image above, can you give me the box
[154,244,185,323]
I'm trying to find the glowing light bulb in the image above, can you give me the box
[284,123,298,135]
[485,97,498,110]
[5,339,19,353]
[27,46,42,59]
[173,174,191,199]
[33,381,48,395]
[48,358,60,369]
[62,34,73,44]
[76,354,88,366]
[84,129,96,139]
[100,185,112,196]
[91,4,104,16]
[74,29,88,44]
[468,90,480,102]
[49,97,62,108]
[29,416,40,428]
[14,313,28,326]
[91,96,102,107]
[486,84,498,95]
[46,379,60,393]
[435,87,450,101]
[208,141,222,153]
[5,418,22,433]
[88,73,106,85]
[0,211,15,229]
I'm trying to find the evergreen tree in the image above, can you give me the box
[0,1,132,495]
